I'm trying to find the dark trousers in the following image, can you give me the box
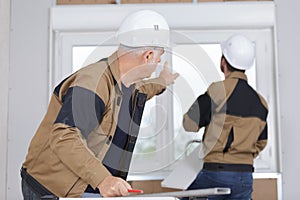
[21,179,57,200]
[21,178,41,200]
[182,169,253,200]
[20,168,56,200]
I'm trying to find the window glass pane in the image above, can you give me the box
[73,46,97,72]
[72,46,117,72]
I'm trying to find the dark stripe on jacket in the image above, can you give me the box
[54,86,105,139]
[186,92,215,128]
[258,124,268,140]
[224,79,268,121]
[223,128,234,153]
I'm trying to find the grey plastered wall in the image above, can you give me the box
[274,0,300,199]
[0,0,10,199]
[7,0,52,198]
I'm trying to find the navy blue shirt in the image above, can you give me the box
[85,84,134,193]
[102,83,135,179]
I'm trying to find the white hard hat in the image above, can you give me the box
[116,10,170,48]
[221,34,255,70]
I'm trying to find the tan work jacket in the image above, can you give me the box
[183,72,268,166]
[22,52,166,197]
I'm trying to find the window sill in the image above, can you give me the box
[128,171,281,181]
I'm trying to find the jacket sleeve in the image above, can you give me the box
[49,86,110,189]
[254,123,268,158]
[183,92,213,132]
[135,77,166,100]
[254,94,269,158]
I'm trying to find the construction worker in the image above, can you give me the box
[182,34,268,200]
[21,10,179,199]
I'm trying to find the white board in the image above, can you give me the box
[161,144,203,190]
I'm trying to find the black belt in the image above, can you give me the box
[20,167,54,197]
[203,162,254,172]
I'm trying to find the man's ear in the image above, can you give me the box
[220,57,226,73]
[143,50,154,63]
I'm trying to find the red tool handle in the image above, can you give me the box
[128,189,143,193]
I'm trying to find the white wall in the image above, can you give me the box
[274,0,300,199]
[0,0,10,199]
[7,0,51,198]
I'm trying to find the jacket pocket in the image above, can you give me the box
[223,127,234,153]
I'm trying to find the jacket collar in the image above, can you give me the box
[227,71,248,82]
[107,51,123,92]
[108,51,140,94]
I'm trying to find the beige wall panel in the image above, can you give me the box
[57,0,273,4]
[252,178,278,200]
[198,0,223,2]
[57,0,117,5]
[121,0,192,3]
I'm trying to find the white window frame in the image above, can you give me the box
[50,2,279,178]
